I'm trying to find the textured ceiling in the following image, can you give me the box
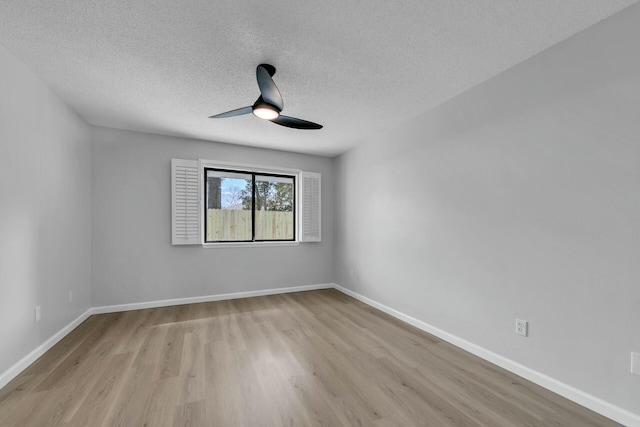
[0,1,637,156]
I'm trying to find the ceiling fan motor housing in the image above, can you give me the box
[252,100,280,120]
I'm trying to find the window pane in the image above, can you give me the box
[205,170,252,241]
[254,175,294,241]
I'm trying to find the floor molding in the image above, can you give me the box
[91,283,334,314]
[0,308,93,390]
[333,284,640,427]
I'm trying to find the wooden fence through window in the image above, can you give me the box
[206,209,294,241]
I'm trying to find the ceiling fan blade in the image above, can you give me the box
[208,106,252,119]
[259,63,276,77]
[271,115,323,130]
[256,65,284,111]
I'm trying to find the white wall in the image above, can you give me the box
[91,127,334,306]
[335,4,640,419]
[0,45,92,376]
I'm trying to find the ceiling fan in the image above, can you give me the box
[209,64,322,130]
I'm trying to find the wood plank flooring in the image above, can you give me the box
[0,289,621,426]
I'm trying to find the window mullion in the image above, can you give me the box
[251,173,256,242]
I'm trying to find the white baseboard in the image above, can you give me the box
[333,284,640,427]
[91,283,334,314]
[0,308,93,390]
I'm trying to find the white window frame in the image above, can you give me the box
[171,158,321,248]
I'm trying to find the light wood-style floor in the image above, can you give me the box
[0,289,620,426]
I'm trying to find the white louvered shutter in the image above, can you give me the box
[171,159,200,245]
[299,171,321,242]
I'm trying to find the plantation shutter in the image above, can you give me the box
[300,171,321,242]
[171,159,200,245]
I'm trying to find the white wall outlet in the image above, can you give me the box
[632,352,640,376]
[35,306,41,323]
[68,291,73,304]
[516,319,528,337]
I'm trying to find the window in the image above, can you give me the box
[204,168,295,243]
[171,158,320,246]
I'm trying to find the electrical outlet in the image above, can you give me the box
[35,306,41,323]
[516,319,528,337]
[632,352,640,376]
[68,291,73,304]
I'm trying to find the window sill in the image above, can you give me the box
[202,241,300,249]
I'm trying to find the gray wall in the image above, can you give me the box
[0,45,92,375]
[335,5,640,416]
[91,126,334,306]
